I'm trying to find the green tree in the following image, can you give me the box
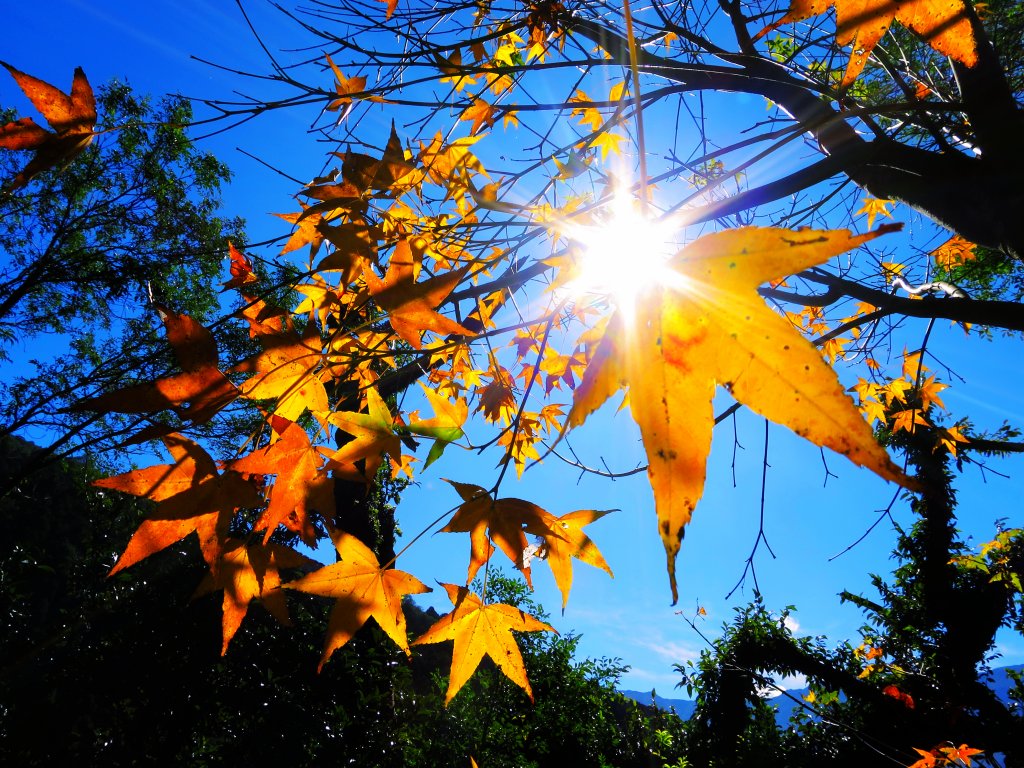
[0,79,246,468]
[677,407,1024,767]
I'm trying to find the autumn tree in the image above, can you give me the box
[6,0,1024,761]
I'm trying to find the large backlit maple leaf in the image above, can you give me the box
[96,434,262,575]
[757,0,979,87]
[364,238,474,349]
[71,304,238,429]
[229,416,333,545]
[0,62,96,190]
[566,225,917,602]
[193,538,315,655]
[282,528,430,670]
[412,583,555,703]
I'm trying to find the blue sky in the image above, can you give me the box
[5,0,1024,694]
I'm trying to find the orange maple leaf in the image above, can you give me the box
[363,239,474,349]
[337,123,421,193]
[96,434,262,575]
[70,304,238,430]
[565,225,917,602]
[931,235,977,271]
[441,480,565,587]
[223,242,259,290]
[882,683,915,709]
[940,744,984,766]
[756,0,979,88]
[540,509,614,610]
[275,206,328,257]
[460,98,496,136]
[229,416,334,545]
[282,528,430,669]
[193,538,314,655]
[412,583,555,703]
[0,62,96,190]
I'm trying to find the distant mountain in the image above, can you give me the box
[621,664,1022,722]
[620,690,695,718]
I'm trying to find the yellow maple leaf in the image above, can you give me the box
[282,529,430,670]
[412,583,555,703]
[856,197,895,229]
[587,129,625,160]
[564,225,916,602]
[539,509,614,609]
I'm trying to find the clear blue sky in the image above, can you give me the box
[5,0,1023,694]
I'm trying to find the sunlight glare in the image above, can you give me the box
[564,193,679,311]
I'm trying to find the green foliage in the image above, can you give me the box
[0,437,678,767]
[0,80,248,463]
[409,572,683,768]
[676,421,1024,767]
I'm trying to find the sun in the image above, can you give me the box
[562,192,679,311]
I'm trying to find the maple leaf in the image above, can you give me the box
[412,583,555,703]
[282,528,430,669]
[908,748,940,768]
[857,197,895,229]
[319,386,404,482]
[338,123,421,193]
[232,318,329,421]
[404,384,469,468]
[940,744,984,766]
[229,416,334,545]
[0,62,96,190]
[460,98,496,136]
[881,683,915,709]
[539,509,614,610]
[324,53,367,112]
[363,239,475,349]
[442,480,565,587]
[275,206,328,257]
[891,407,929,433]
[316,218,377,285]
[96,434,262,575]
[587,129,625,160]
[223,241,258,290]
[932,235,977,271]
[938,424,969,456]
[565,225,916,602]
[193,538,314,655]
[70,304,238,429]
[756,0,979,87]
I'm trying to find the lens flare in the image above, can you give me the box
[563,193,679,312]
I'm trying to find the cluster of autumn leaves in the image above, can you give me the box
[0,0,990,724]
